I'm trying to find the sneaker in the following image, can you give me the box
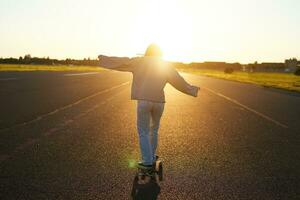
[137,162,153,170]
[137,163,154,179]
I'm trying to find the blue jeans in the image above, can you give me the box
[137,100,165,165]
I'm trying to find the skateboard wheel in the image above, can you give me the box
[158,161,163,181]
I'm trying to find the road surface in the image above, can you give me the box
[0,70,299,199]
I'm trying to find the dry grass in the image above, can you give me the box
[179,68,300,93]
[1,64,299,92]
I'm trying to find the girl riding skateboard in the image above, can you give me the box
[99,44,199,182]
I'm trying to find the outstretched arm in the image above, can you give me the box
[167,66,199,97]
[98,55,135,72]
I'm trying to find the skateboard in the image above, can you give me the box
[131,159,162,199]
[137,159,163,183]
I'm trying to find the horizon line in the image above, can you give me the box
[0,55,298,65]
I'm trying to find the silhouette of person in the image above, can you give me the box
[99,44,199,177]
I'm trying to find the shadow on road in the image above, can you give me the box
[130,175,161,200]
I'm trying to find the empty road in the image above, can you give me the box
[0,70,299,199]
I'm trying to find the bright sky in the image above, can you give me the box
[0,0,299,63]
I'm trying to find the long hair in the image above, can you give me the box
[144,44,163,57]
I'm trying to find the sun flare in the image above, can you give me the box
[131,0,194,62]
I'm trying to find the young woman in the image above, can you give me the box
[99,44,199,176]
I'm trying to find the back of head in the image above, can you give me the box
[144,44,163,58]
[140,44,169,77]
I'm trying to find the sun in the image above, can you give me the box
[130,0,194,62]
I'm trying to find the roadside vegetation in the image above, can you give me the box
[0,64,103,72]
[179,68,300,93]
[1,64,299,93]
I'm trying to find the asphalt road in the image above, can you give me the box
[0,71,299,199]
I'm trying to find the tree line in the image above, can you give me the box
[0,54,99,66]
[1,55,298,74]
[1,55,242,70]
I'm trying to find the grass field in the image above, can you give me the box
[0,64,103,72]
[1,64,300,93]
[179,68,300,92]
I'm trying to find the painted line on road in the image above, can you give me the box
[0,81,130,133]
[63,72,100,76]
[43,89,126,137]
[0,88,128,164]
[0,78,18,81]
[203,86,289,129]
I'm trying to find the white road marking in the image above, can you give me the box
[0,87,128,164]
[203,86,289,129]
[63,72,100,76]
[0,81,130,133]
[0,78,18,81]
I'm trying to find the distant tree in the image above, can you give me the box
[285,58,298,72]
[24,54,31,60]
[24,54,31,64]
